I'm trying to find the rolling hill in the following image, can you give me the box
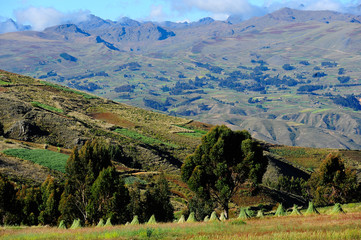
[0,8,361,149]
[1,70,361,212]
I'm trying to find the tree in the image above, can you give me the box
[88,166,130,224]
[308,153,359,205]
[181,125,267,218]
[128,182,145,222]
[0,174,18,225]
[59,139,112,225]
[17,185,42,225]
[38,175,62,226]
[143,173,174,222]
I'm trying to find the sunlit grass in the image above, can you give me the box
[114,128,178,148]
[0,80,10,85]
[269,146,335,169]
[31,102,63,113]
[2,210,361,240]
[312,108,332,114]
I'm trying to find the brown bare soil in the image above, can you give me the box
[185,120,213,131]
[89,112,136,128]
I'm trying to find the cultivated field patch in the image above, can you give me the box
[2,148,69,173]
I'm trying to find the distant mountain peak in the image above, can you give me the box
[77,14,113,31]
[44,24,90,40]
[198,17,215,24]
[262,7,361,24]
[117,17,141,27]
[227,14,244,24]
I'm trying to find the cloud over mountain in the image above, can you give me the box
[14,7,90,31]
[171,0,361,20]
[2,0,361,34]
[171,0,266,20]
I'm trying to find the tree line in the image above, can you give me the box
[0,139,173,227]
[0,126,360,225]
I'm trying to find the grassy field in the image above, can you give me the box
[268,146,337,170]
[31,101,64,113]
[113,128,179,148]
[2,148,69,173]
[175,125,207,138]
[2,203,361,239]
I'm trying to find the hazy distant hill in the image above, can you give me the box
[1,8,361,149]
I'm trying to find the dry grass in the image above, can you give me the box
[1,211,361,239]
[268,146,336,169]
[89,112,136,128]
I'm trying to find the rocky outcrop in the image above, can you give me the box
[0,97,87,148]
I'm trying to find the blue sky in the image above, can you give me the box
[0,0,360,31]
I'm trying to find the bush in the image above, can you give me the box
[337,76,351,83]
[338,68,345,75]
[308,154,359,205]
[282,64,295,71]
[321,61,337,68]
[312,72,327,78]
[276,175,308,198]
[299,61,310,66]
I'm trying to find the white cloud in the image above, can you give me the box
[149,5,167,21]
[211,13,230,20]
[265,0,346,12]
[15,7,64,31]
[171,0,267,20]
[171,0,359,21]
[183,0,254,14]
[14,7,90,31]
[305,0,343,11]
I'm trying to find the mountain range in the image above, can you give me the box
[1,7,361,149]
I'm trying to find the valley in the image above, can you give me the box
[1,8,361,149]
